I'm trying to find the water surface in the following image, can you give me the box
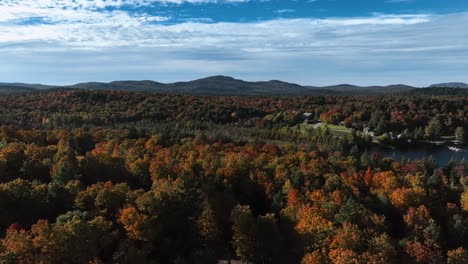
[369,144,467,167]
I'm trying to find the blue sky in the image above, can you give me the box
[0,0,467,86]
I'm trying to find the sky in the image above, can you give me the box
[0,0,467,86]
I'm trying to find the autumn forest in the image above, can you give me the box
[0,89,467,264]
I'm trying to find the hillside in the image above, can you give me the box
[0,85,38,94]
[430,82,468,88]
[311,84,415,95]
[70,80,166,91]
[408,87,468,96]
[0,82,53,90]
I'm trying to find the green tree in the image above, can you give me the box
[375,117,387,135]
[413,127,424,140]
[455,127,466,144]
[231,205,257,262]
[196,200,222,262]
[424,118,443,140]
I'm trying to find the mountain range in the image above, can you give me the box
[0,76,466,96]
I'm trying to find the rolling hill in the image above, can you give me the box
[2,76,465,96]
[67,76,333,95]
[0,82,54,90]
[430,82,468,88]
[408,87,468,96]
[0,85,39,94]
[309,84,415,95]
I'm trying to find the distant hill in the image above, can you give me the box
[63,76,418,95]
[310,84,415,95]
[0,85,38,94]
[1,76,465,96]
[0,82,54,90]
[66,77,420,95]
[68,76,332,95]
[70,80,166,92]
[163,76,332,95]
[408,87,468,96]
[430,82,468,88]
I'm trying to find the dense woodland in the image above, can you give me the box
[0,89,467,263]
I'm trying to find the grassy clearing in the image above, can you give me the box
[325,124,352,136]
[300,123,352,137]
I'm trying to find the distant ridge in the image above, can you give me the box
[409,87,468,96]
[67,76,320,95]
[0,82,54,90]
[430,82,468,88]
[71,80,166,91]
[309,84,415,95]
[0,85,38,94]
[3,76,464,96]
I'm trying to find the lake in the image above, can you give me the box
[368,144,467,167]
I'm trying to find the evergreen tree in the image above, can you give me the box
[455,127,466,144]
[424,118,443,140]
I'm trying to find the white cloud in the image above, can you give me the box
[0,0,467,86]
[0,0,251,24]
[0,13,436,48]
[275,9,296,14]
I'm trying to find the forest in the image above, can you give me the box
[0,89,467,263]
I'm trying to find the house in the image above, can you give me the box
[363,127,375,137]
[301,113,318,124]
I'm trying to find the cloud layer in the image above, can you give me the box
[0,0,467,86]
